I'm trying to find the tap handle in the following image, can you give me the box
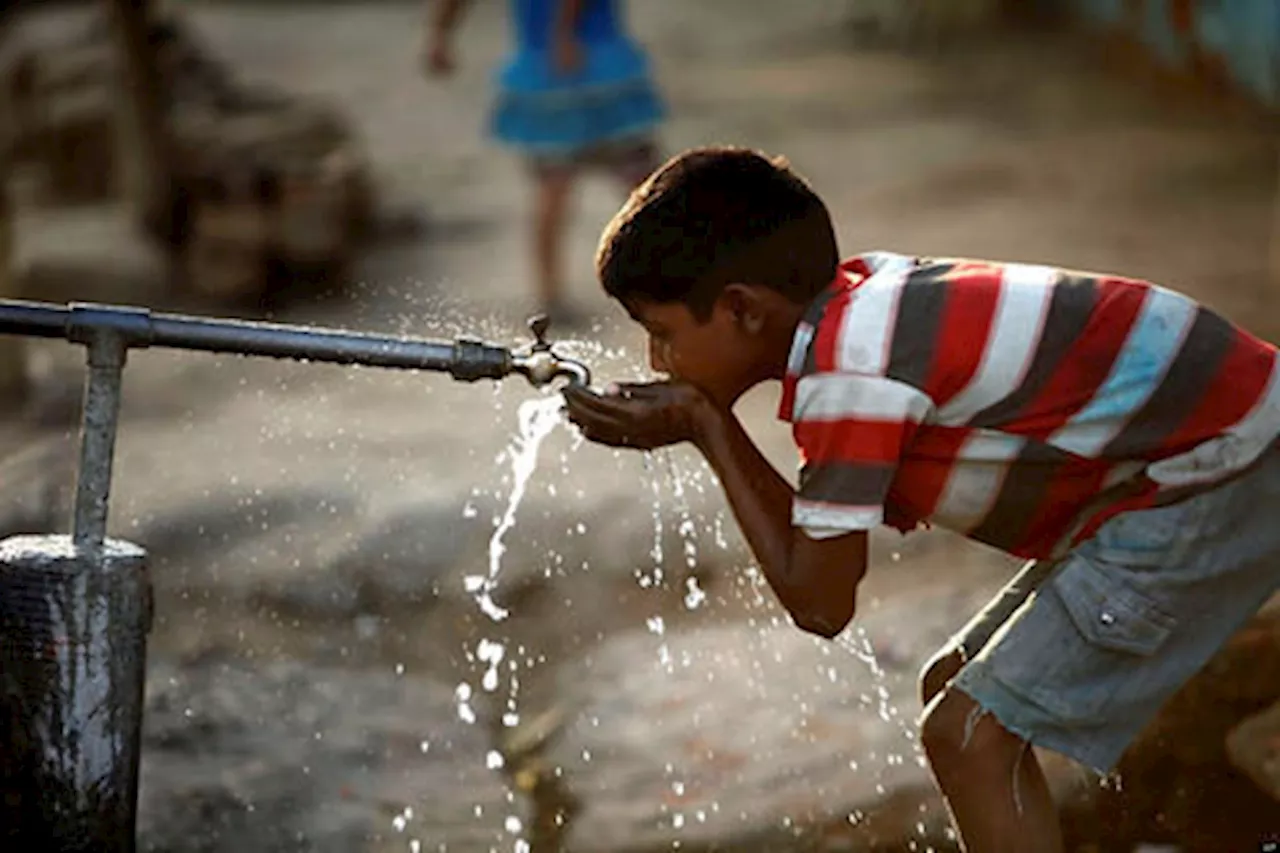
[527,314,551,351]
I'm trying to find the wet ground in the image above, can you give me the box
[2,1,1278,850]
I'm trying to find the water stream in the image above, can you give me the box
[438,385,922,850]
[464,395,565,623]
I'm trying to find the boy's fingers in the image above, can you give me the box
[564,402,632,439]
[575,420,635,448]
[563,387,617,417]
[565,395,625,424]
[566,388,651,420]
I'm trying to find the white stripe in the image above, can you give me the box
[793,373,934,424]
[935,264,1057,425]
[928,432,1022,533]
[1050,286,1198,458]
[835,268,908,374]
[793,500,883,533]
[857,251,916,276]
[949,428,1027,462]
[1148,349,1280,487]
[1101,460,1147,490]
[787,322,815,375]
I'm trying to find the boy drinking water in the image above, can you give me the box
[563,146,1280,852]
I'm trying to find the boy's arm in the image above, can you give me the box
[696,403,868,638]
[564,383,867,638]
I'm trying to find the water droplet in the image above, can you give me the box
[683,577,707,610]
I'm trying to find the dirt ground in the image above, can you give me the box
[2,1,1279,851]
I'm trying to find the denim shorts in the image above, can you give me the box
[950,449,1280,773]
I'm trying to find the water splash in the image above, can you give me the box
[464,395,563,621]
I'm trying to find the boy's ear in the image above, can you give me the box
[720,283,768,335]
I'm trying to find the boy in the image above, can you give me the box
[563,146,1280,852]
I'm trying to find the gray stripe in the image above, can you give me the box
[885,262,953,390]
[966,441,1075,553]
[799,461,897,508]
[1101,306,1234,459]
[971,272,1098,428]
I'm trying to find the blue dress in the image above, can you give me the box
[490,0,666,160]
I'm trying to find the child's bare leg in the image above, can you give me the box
[533,167,574,312]
[921,689,1064,853]
[919,645,964,706]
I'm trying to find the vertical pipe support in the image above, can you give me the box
[71,331,128,552]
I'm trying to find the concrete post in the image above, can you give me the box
[0,535,151,852]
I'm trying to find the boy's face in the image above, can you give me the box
[623,292,774,406]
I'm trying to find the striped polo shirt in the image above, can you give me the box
[778,252,1280,558]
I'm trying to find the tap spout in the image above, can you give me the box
[510,350,591,388]
[508,314,592,389]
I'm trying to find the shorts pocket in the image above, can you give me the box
[1052,559,1175,656]
[982,557,1178,725]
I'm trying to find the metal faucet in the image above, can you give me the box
[510,314,591,388]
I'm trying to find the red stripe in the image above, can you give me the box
[794,418,916,466]
[1011,460,1110,557]
[1017,277,1148,439]
[894,426,973,519]
[811,288,852,373]
[778,377,797,421]
[925,266,1001,405]
[1156,330,1276,456]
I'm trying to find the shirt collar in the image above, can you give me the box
[776,252,914,422]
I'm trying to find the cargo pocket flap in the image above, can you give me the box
[1052,562,1175,657]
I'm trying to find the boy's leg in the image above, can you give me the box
[921,558,1062,706]
[921,689,1063,853]
[924,449,1280,853]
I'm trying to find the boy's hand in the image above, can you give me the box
[563,381,717,450]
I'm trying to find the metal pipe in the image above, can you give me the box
[0,299,598,387]
[0,300,69,339]
[145,314,512,379]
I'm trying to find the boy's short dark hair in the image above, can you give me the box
[595,146,840,319]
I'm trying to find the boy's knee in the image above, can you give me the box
[919,646,965,707]
[920,688,1025,771]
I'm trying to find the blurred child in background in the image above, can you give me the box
[427,0,667,326]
